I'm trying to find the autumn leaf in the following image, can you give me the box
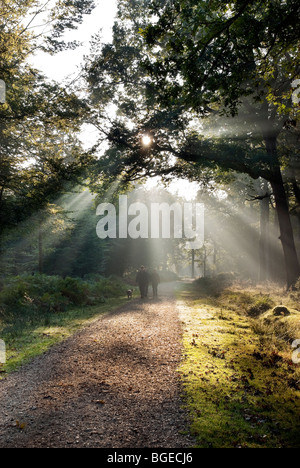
[95,400,105,405]
[16,421,27,430]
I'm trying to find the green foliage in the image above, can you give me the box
[90,276,128,298]
[252,309,299,350]
[143,0,300,114]
[179,281,300,447]
[246,296,275,317]
[0,0,96,240]
[0,297,127,376]
[193,273,236,297]
[42,198,109,278]
[59,277,90,306]
[83,0,300,287]
[290,278,300,302]
[0,274,129,317]
[0,271,130,375]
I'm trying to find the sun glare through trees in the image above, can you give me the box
[0,0,299,451]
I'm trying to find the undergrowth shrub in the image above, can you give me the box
[60,277,90,305]
[193,273,236,297]
[289,278,300,306]
[251,313,300,349]
[90,276,128,299]
[246,296,275,317]
[0,274,128,318]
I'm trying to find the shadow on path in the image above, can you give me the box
[0,282,193,448]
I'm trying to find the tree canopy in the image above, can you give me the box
[83,0,300,287]
[0,0,299,286]
[0,0,96,232]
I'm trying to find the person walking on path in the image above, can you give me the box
[151,269,161,298]
[136,266,150,299]
[0,282,193,448]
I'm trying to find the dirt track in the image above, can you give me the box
[0,282,193,448]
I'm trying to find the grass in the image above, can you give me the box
[0,297,129,377]
[177,280,300,448]
[0,274,137,377]
[1,274,299,447]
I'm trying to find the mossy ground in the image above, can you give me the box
[178,282,300,448]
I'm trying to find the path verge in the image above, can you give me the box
[0,283,193,448]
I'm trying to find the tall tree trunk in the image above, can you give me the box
[191,249,195,278]
[259,182,270,283]
[265,136,300,288]
[203,246,207,278]
[291,176,300,207]
[213,240,218,273]
[291,176,300,242]
[38,219,43,275]
[0,184,5,232]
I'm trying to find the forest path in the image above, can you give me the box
[0,282,193,448]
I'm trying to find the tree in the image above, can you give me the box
[84,0,300,287]
[0,0,95,235]
[140,0,300,288]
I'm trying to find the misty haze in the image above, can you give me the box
[0,0,299,451]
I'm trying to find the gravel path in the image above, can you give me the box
[0,282,193,448]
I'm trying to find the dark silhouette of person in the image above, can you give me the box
[151,269,160,298]
[136,266,150,299]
